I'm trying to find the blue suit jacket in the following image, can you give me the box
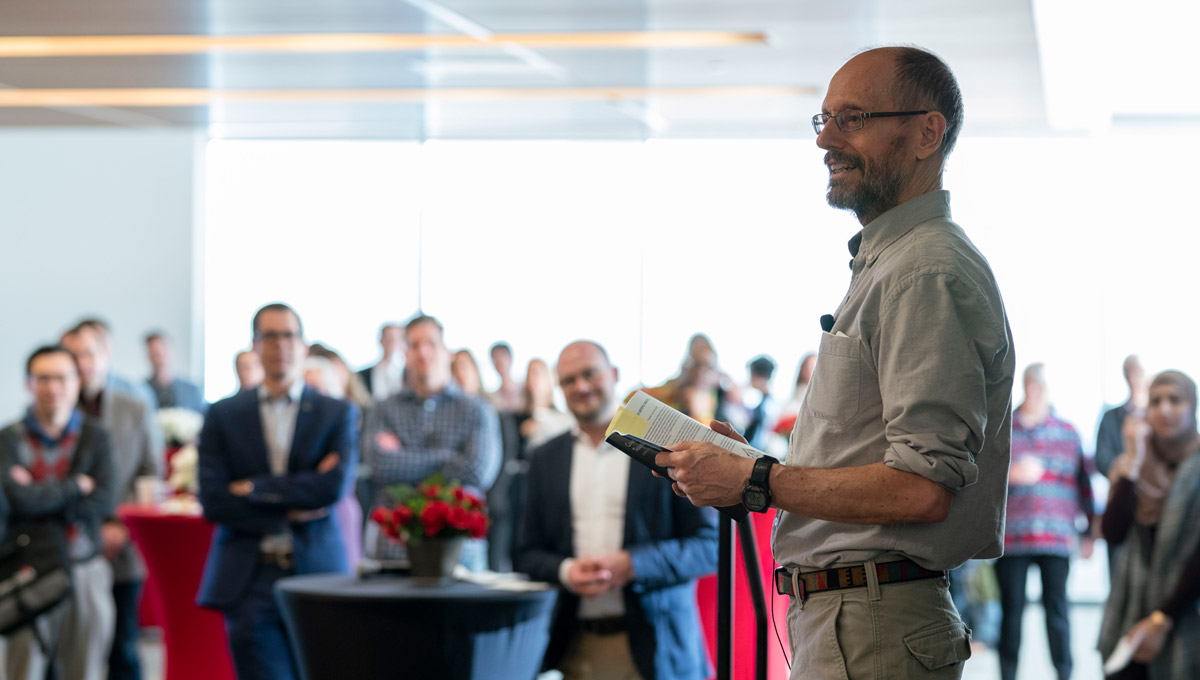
[196,386,358,610]
[515,432,717,680]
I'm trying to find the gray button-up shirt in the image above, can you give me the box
[773,190,1015,572]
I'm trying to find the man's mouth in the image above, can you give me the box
[828,162,858,178]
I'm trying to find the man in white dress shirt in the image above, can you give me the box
[515,340,717,680]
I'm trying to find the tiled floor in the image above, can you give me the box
[962,603,1102,680]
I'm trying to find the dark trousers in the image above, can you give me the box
[109,580,144,680]
[224,565,298,680]
[995,554,1072,680]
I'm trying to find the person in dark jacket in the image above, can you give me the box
[516,340,716,680]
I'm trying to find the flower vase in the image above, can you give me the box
[406,537,463,584]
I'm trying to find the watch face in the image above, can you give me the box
[743,487,768,511]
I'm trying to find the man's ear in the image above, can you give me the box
[914,111,947,161]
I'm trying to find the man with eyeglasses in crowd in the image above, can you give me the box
[196,303,357,680]
[656,46,1015,679]
[1,345,116,680]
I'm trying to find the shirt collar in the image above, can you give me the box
[397,379,462,402]
[258,380,305,404]
[23,407,83,447]
[848,190,952,268]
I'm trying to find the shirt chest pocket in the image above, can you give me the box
[805,332,863,426]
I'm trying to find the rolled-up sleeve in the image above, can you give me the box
[876,270,1005,492]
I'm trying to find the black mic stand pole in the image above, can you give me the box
[716,515,735,680]
[716,514,771,680]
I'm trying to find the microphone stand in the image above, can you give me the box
[715,514,770,680]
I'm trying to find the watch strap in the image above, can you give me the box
[750,456,775,490]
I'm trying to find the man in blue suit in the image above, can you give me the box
[196,303,357,680]
[515,341,717,680]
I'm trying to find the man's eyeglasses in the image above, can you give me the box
[811,110,929,135]
[257,331,299,343]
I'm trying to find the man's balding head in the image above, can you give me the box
[818,46,960,224]
[556,341,619,426]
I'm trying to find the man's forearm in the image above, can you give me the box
[770,462,951,525]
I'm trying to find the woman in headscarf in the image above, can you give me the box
[1098,370,1200,679]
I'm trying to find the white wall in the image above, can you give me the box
[0,128,203,422]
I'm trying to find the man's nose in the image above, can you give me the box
[816,122,841,151]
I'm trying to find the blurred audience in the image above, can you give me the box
[1096,355,1150,477]
[303,354,364,568]
[997,363,1094,680]
[451,349,484,397]
[143,331,207,415]
[360,315,500,571]
[308,342,371,409]
[234,350,263,394]
[62,324,161,680]
[196,303,357,680]
[358,323,405,402]
[2,345,116,680]
[742,355,780,454]
[519,358,573,450]
[71,318,157,414]
[643,333,746,429]
[1099,370,1200,679]
[488,342,524,413]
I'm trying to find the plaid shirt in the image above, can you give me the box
[361,381,501,560]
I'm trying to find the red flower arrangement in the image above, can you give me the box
[369,474,489,546]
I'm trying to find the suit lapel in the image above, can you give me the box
[288,387,318,473]
[555,437,576,551]
[233,389,271,475]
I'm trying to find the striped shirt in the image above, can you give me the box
[1004,412,1094,557]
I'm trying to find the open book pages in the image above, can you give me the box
[606,391,765,459]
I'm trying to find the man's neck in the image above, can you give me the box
[410,379,447,400]
[83,378,106,400]
[578,409,616,447]
[1016,401,1050,426]
[1130,391,1148,411]
[263,375,296,400]
[579,421,608,447]
[152,369,173,386]
[860,173,943,226]
[34,408,71,439]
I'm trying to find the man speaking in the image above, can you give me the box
[657,46,1015,679]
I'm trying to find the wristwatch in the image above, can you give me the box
[742,456,776,513]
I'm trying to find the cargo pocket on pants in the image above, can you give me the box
[902,621,971,671]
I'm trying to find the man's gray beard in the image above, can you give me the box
[825,137,907,221]
[826,169,903,221]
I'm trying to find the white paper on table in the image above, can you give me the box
[1103,628,1147,675]
[605,391,765,460]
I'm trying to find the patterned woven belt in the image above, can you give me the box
[774,558,945,601]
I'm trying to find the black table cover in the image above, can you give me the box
[275,574,558,680]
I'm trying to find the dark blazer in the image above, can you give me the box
[0,417,116,562]
[196,386,358,610]
[515,432,717,680]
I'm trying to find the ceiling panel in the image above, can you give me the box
[0,0,1048,139]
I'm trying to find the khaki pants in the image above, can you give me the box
[2,556,116,680]
[785,559,971,680]
[562,630,644,680]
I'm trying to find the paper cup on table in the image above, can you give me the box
[135,476,161,506]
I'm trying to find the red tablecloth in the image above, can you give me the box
[118,505,235,680]
[696,509,792,680]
